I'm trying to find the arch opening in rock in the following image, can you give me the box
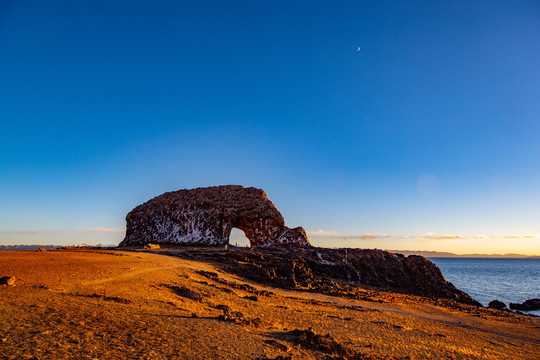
[229,228,251,248]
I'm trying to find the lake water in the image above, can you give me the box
[429,258,540,316]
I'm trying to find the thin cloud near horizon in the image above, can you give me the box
[81,227,126,234]
[0,229,58,235]
[413,234,487,242]
[502,235,536,239]
[307,230,538,243]
[306,230,386,241]
[0,227,126,235]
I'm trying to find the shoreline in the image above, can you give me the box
[2,244,539,258]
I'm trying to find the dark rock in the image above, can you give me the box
[215,304,230,312]
[488,300,507,310]
[287,328,396,359]
[264,356,293,360]
[196,270,219,280]
[120,185,310,248]
[168,285,202,301]
[0,276,15,286]
[85,293,134,304]
[403,255,477,303]
[231,311,244,318]
[287,328,351,357]
[175,246,479,304]
[509,298,540,311]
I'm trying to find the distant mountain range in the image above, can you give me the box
[1,244,538,258]
[387,249,540,258]
[0,244,116,251]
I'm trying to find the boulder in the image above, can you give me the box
[169,285,202,301]
[488,300,506,310]
[509,298,540,311]
[0,276,15,286]
[144,243,160,249]
[120,185,310,248]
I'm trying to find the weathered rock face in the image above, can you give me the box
[120,185,310,248]
[175,247,481,305]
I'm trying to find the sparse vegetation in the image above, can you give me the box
[0,248,538,359]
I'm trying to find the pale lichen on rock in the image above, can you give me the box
[120,185,310,248]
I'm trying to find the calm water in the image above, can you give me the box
[429,258,540,316]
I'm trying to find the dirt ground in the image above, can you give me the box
[0,249,538,359]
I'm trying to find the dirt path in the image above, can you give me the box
[80,264,186,286]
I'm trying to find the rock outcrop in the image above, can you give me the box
[120,185,310,248]
[144,244,160,250]
[120,185,478,304]
[509,298,540,311]
[0,276,15,286]
[176,246,481,305]
[488,300,507,310]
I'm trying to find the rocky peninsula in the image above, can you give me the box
[120,185,478,305]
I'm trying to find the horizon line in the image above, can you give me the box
[1,243,538,258]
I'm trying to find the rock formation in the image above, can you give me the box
[179,247,481,305]
[120,185,310,248]
[488,300,507,310]
[0,276,15,286]
[509,298,540,311]
[120,185,479,304]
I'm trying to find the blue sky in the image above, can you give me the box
[1,0,539,254]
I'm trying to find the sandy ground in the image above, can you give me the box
[0,249,538,360]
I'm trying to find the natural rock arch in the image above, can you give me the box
[119,185,310,248]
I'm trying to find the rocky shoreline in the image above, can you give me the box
[489,298,540,312]
[142,245,481,306]
[118,185,482,306]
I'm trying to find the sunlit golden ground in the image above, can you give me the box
[0,249,538,359]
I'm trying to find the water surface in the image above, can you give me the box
[429,258,540,316]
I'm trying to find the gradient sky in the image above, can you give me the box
[1,1,539,254]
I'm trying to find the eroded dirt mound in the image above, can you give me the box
[120,185,310,248]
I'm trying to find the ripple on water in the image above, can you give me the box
[429,258,540,316]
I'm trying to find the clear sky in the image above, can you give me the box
[1,0,539,254]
